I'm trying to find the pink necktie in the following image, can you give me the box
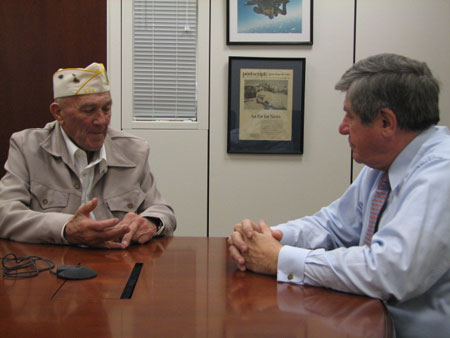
[364,172,390,245]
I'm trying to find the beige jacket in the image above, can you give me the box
[0,121,176,244]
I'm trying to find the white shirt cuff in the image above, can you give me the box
[277,245,310,284]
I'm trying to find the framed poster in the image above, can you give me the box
[227,57,305,154]
[227,0,313,45]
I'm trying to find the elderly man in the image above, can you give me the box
[228,54,450,337]
[0,62,176,248]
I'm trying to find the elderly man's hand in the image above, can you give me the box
[228,219,283,273]
[64,198,130,249]
[119,213,159,248]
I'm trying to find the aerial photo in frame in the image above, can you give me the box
[227,0,312,44]
[238,0,302,34]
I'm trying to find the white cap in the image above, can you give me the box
[53,62,110,99]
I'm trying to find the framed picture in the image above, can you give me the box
[227,57,305,154]
[227,0,313,45]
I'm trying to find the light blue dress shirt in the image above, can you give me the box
[274,126,450,338]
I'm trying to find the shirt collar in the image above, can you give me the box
[388,126,436,191]
[59,125,107,170]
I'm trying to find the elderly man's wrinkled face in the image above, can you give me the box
[52,92,112,151]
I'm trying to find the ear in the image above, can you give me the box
[49,102,64,124]
[378,108,397,137]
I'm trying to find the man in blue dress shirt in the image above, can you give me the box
[228,53,450,338]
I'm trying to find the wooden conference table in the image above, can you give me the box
[0,237,392,337]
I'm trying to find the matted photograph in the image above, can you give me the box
[228,57,305,154]
[227,0,313,45]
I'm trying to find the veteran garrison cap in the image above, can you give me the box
[53,62,110,99]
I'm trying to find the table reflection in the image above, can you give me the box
[1,237,391,338]
[225,268,391,337]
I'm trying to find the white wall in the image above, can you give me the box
[109,0,450,237]
[209,0,355,236]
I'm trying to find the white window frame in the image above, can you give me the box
[107,0,209,131]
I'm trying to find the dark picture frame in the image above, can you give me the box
[227,57,305,154]
[227,0,313,45]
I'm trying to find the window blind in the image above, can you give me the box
[133,0,198,121]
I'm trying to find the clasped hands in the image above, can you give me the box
[228,219,283,276]
[64,198,158,249]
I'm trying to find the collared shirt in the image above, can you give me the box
[60,127,107,206]
[60,125,165,238]
[60,126,107,240]
[274,126,450,338]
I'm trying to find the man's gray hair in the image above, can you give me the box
[335,53,440,131]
